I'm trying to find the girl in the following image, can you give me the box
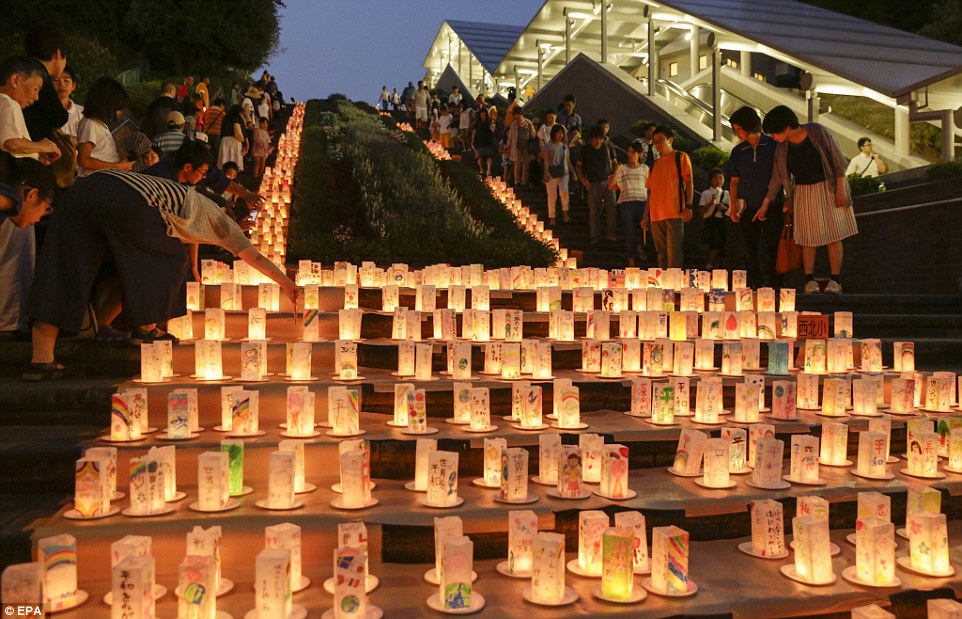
[217,105,248,172]
[540,124,576,225]
[609,139,650,266]
[252,116,273,178]
[77,77,133,177]
[758,105,856,295]
[472,107,496,178]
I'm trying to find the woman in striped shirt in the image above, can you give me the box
[609,140,650,267]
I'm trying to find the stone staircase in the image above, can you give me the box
[3,282,962,617]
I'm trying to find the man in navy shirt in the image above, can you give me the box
[726,106,783,288]
[144,140,264,210]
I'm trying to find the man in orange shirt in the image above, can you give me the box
[645,126,693,268]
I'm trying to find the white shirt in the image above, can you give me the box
[612,163,649,203]
[0,92,38,159]
[846,152,881,178]
[77,117,120,177]
[699,187,729,218]
[537,124,553,151]
[61,101,84,136]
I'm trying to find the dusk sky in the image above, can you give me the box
[261,0,543,103]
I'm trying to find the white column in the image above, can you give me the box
[648,19,657,96]
[600,1,608,64]
[689,26,699,79]
[941,109,955,161]
[894,104,910,157]
[712,42,722,141]
[458,41,463,77]
[537,46,545,91]
[740,51,751,77]
[807,91,820,123]
[564,10,572,65]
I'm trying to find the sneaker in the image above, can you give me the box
[823,280,842,295]
[803,280,821,294]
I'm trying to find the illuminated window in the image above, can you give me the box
[699,55,708,70]
[753,72,766,82]
[726,57,739,69]
[669,62,679,77]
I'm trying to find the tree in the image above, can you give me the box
[917,0,962,46]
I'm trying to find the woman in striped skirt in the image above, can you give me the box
[755,105,857,294]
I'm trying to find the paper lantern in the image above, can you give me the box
[194,340,224,380]
[253,548,292,619]
[600,342,623,378]
[331,546,368,618]
[414,439,438,492]
[328,386,360,436]
[257,282,279,311]
[819,422,848,466]
[556,385,581,429]
[796,373,819,410]
[448,285,466,312]
[337,308,362,341]
[197,451,229,511]
[229,389,259,436]
[393,383,413,426]
[519,386,542,429]
[538,434,561,485]
[750,499,785,557]
[469,387,490,432]
[219,439,244,497]
[536,286,561,312]
[851,379,878,416]
[449,382,471,425]
[673,429,708,476]
[471,285,490,311]
[580,434,604,483]
[599,444,630,498]
[702,438,731,488]
[482,342,502,375]
[204,308,226,341]
[719,428,747,473]
[693,381,722,424]
[449,341,470,380]
[220,283,241,311]
[907,511,950,575]
[855,431,889,478]
[336,521,371,594]
[926,375,953,412]
[426,451,459,507]
[285,387,315,436]
[600,528,635,600]
[186,282,203,310]
[859,339,883,372]
[672,342,694,376]
[803,340,827,374]
[432,516,463,585]
[889,377,916,414]
[927,599,962,618]
[245,308,267,341]
[86,451,118,501]
[278,440,306,494]
[111,556,155,619]
[751,439,784,487]
[265,523,303,594]
[167,311,193,341]
[651,526,689,594]
[532,341,553,379]
[530,532,566,604]
[768,381,795,420]
[335,340,359,380]
[581,339,601,373]
[651,384,675,425]
[382,285,399,312]
[906,485,942,530]
[500,448,530,502]
[629,378,652,417]
[950,428,962,472]
[74,457,109,518]
[470,438,502,489]
[501,343,521,379]
[791,516,834,584]
[907,431,940,477]
[748,424,776,467]
[37,534,78,608]
[139,342,163,384]
[413,343,433,381]
[439,536,474,610]
[339,449,371,508]
[110,393,138,441]
[893,341,915,372]
[185,526,222,597]
[557,446,585,497]
[735,382,760,424]
[853,518,896,586]
[576,511,609,577]
[119,389,149,435]
[128,456,164,516]
[147,446,177,503]
[788,435,820,483]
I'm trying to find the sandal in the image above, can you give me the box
[22,362,66,382]
[131,327,179,344]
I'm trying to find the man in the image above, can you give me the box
[0,57,61,162]
[846,137,887,178]
[176,76,194,102]
[142,81,178,138]
[195,76,210,109]
[152,111,188,158]
[448,85,461,108]
[413,81,429,132]
[401,81,415,117]
[645,126,693,268]
[537,109,557,152]
[556,94,582,136]
[577,125,617,245]
[201,97,227,156]
[637,122,658,168]
[22,26,69,144]
[727,106,783,288]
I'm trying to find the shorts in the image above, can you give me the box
[416,106,428,121]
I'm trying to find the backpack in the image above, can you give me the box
[675,151,693,223]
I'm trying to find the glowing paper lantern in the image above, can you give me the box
[288,341,313,380]
[907,431,940,477]
[926,375,953,412]
[247,308,267,341]
[694,339,715,370]
[229,389,259,436]
[651,526,689,595]
[788,435,820,483]
[600,528,635,600]
[253,548,292,619]
[128,456,164,516]
[819,422,849,466]
[556,385,581,429]
[426,451,459,507]
[702,438,731,488]
[197,451,230,511]
[673,429,708,476]
[186,282,203,310]
[285,387,315,436]
[335,340,359,380]
[907,511,950,575]
[750,499,785,557]
[140,342,163,383]
[890,377,916,414]
[804,340,827,374]
[500,448,530,502]
[600,342,623,378]
[110,393,139,441]
[651,384,675,425]
[219,439,244,497]
[205,308,226,341]
[721,428,748,472]
[557,446,585,497]
[538,434,561,485]
[451,382,471,424]
[735,382,760,424]
[693,380,722,424]
[853,431,888,479]
[265,523,303,594]
[852,379,878,416]
[530,532,566,604]
[469,387,490,431]
[278,440,306,494]
[339,449,371,509]
[949,428,962,472]
[414,439,437,492]
[576,511,609,576]
[893,341,915,372]
[521,386,543,429]
[439,536,474,611]
[38,533,78,608]
[393,383,413,426]
[328,387,360,436]
[533,341,553,378]
[111,556,155,619]
[796,373,819,410]
[751,439,784,487]
[854,518,896,586]
[600,444,630,498]
[580,434,604,483]
[450,342,472,380]
[74,456,109,518]
[195,340,224,380]
[791,516,834,584]
[629,377,652,417]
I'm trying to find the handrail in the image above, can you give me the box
[856,196,961,217]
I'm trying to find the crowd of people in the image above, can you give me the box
[0,27,298,381]
[388,80,876,296]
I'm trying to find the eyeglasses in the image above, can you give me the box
[652,137,669,145]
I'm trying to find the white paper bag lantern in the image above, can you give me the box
[533,341,553,378]
[556,384,581,429]
[538,434,561,485]
[751,439,784,487]
[469,387,490,431]
[651,526,690,594]
[332,546,368,618]
[796,373,819,410]
[580,434,604,483]
[651,384,675,425]
[204,308,226,341]
[557,446,585,497]
[791,515,834,584]
[531,532,566,604]
[694,380,722,424]
[600,342,623,378]
[285,387,315,436]
[702,438,731,488]
[855,431,888,478]
[613,512,649,574]
[521,386,543,428]
[439,536,474,610]
[907,431,940,477]
[197,451,229,511]
[893,341,915,372]
[673,429,708,476]
[576,511,609,577]
[854,517,896,586]
[735,382,760,424]
[339,449,371,508]
[128,456,163,516]
[426,451,459,507]
[111,556,155,619]
[139,342,163,383]
[803,339,827,374]
[599,444,630,498]
[629,378,652,417]
[265,523,303,594]
[750,499,785,557]
[329,387,361,436]
[37,534,78,607]
[819,422,849,466]
[481,438,506,487]
[186,281,203,310]
[110,393,140,441]
[788,435,820,483]
[907,511,950,575]
[600,528,635,600]
[500,448,530,502]
[889,377,916,414]
[74,456,110,518]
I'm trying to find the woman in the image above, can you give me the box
[540,124,576,226]
[25,170,298,381]
[609,139,649,266]
[77,77,133,177]
[472,107,496,178]
[217,104,247,171]
[758,105,856,294]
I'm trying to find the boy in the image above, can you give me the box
[699,167,729,270]
[645,126,693,268]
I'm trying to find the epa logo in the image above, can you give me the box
[4,606,43,617]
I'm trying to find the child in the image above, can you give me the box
[699,167,729,270]
[252,116,273,178]
[458,102,473,152]
[436,105,453,149]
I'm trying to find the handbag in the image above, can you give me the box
[776,217,803,274]
[675,151,693,222]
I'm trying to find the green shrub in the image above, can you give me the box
[692,146,730,171]
[288,99,557,268]
[923,159,962,182]
[630,119,656,137]
[847,173,882,196]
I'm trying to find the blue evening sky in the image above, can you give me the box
[261,0,542,103]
